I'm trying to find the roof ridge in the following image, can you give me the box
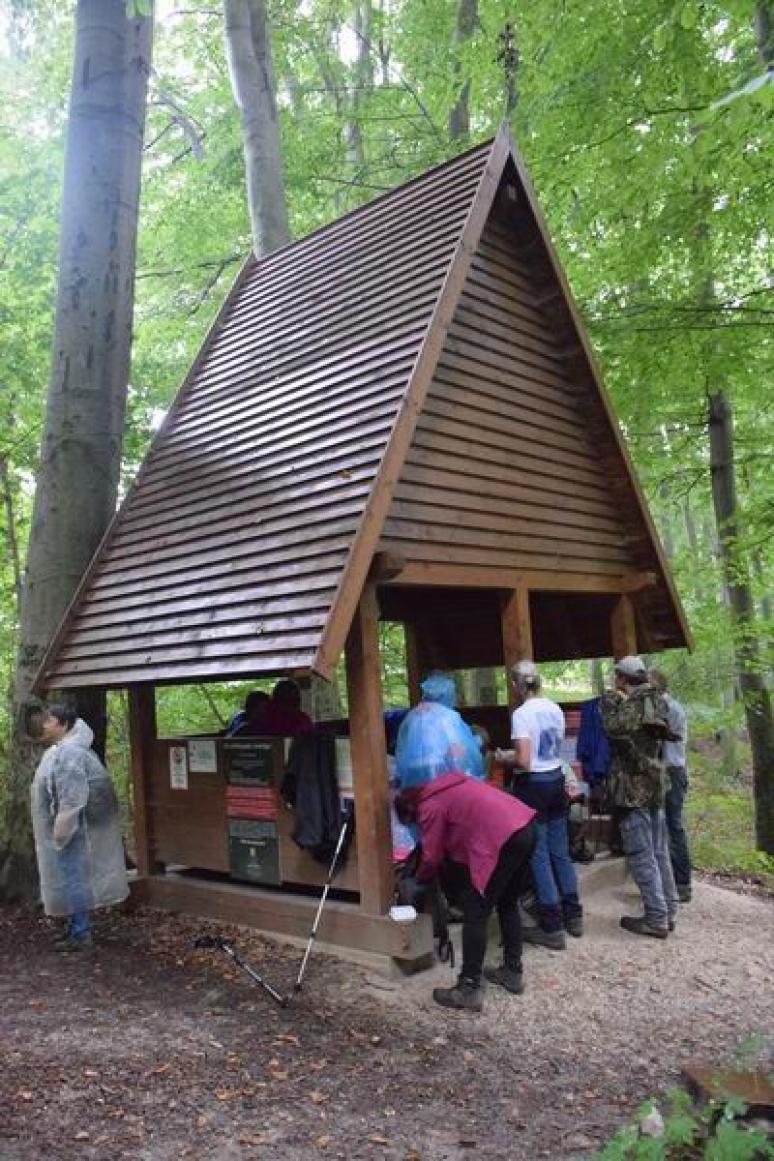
[248,136,496,273]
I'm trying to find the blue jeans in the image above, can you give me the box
[665,767,691,889]
[513,771,581,933]
[60,834,92,942]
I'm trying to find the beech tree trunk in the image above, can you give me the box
[708,392,774,853]
[448,0,478,141]
[1,0,153,903]
[344,1,373,171]
[224,0,290,255]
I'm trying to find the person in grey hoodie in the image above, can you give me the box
[31,704,128,952]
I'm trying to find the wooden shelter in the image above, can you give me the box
[37,128,690,967]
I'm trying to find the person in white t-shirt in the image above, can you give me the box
[498,661,582,951]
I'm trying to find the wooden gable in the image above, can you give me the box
[38,129,688,691]
[377,154,690,661]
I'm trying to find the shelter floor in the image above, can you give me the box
[1,869,772,1160]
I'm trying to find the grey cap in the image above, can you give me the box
[511,659,538,681]
[614,654,647,678]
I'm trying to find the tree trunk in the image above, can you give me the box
[708,391,774,853]
[658,481,676,560]
[1,0,153,902]
[0,455,22,612]
[448,0,478,141]
[344,1,373,172]
[223,0,290,255]
[591,658,605,697]
[755,1,773,67]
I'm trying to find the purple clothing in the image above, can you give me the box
[415,772,536,895]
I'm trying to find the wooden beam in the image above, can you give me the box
[135,873,433,962]
[368,551,406,582]
[610,594,638,660]
[390,561,655,595]
[501,588,533,712]
[345,583,393,915]
[127,684,159,876]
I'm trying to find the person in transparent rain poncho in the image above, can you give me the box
[30,705,128,952]
[394,673,484,789]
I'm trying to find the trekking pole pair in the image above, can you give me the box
[194,805,353,1006]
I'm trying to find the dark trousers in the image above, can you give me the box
[665,766,691,888]
[461,822,536,984]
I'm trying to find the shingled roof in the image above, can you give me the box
[39,127,689,690]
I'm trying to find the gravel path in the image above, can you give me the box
[1,860,772,1160]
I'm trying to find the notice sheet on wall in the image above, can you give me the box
[188,738,217,774]
[169,745,189,790]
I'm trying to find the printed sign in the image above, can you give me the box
[223,740,278,786]
[228,819,280,885]
[169,745,188,790]
[188,738,217,774]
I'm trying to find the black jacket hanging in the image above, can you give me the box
[281,734,348,864]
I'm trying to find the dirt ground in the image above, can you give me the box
[1,864,772,1161]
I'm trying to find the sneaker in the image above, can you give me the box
[522,926,566,951]
[432,977,482,1013]
[619,916,668,940]
[677,885,692,903]
[565,914,584,938]
[483,965,525,995]
[54,934,94,954]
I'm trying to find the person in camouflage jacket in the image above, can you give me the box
[600,684,669,810]
[600,656,679,938]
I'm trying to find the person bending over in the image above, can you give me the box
[397,774,535,1013]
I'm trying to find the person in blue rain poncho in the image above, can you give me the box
[30,705,128,952]
[392,674,483,959]
[394,672,484,789]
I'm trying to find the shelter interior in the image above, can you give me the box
[128,575,645,971]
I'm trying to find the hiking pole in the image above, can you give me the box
[194,935,288,1008]
[294,807,353,994]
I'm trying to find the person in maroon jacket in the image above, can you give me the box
[397,773,536,1012]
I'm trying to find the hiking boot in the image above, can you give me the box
[677,885,692,903]
[565,914,584,938]
[54,935,94,954]
[483,964,525,995]
[522,926,566,951]
[432,977,482,1013]
[668,919,676,933]
[619,916,668,940]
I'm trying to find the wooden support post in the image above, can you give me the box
[128,684,158,877]
[404,622,422,705]
[610,594,638,660]
[501,588,533,712]
[345,584,393,915]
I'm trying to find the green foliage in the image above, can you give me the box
[595,1083,774,1160]
[685,744,774,886]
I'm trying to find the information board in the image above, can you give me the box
[223,740,277,787]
